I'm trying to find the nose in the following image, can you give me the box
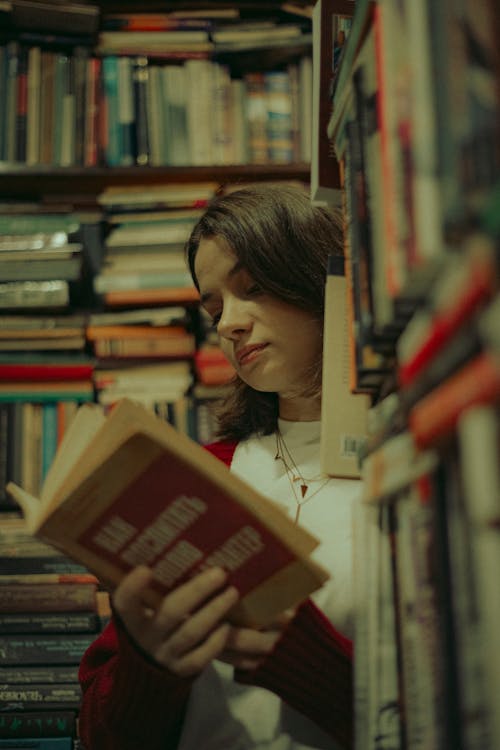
[217,297,252,340]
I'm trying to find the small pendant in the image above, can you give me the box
[300,484,308,498]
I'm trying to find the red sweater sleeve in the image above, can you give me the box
[78,614,193,750]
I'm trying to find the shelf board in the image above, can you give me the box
[0,163,311,200]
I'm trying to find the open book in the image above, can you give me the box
[6,399,329,627]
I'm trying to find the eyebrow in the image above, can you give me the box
[199,259,245,305]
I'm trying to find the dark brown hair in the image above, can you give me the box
[186,184,344,441]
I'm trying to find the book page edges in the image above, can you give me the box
[5,483,42,534]
[47,399,321,555]
[229,557,330,627]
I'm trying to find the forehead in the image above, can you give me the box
[194,236,239,289]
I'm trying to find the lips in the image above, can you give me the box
[236,343,268,365]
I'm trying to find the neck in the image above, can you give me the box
[278,394,321,422]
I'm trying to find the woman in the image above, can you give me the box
[78,184,360,750]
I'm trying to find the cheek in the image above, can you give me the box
[219,339,235,366]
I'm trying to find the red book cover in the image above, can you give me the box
[0,363,94,381]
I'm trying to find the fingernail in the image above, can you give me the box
[207,566,227,583]
[225,585,239,602]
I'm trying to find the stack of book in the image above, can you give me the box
[94,182,216,308]
[0,212,88,313]
[91,341,194,428]
[0,515,109,749]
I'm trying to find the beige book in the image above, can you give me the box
[320,255,370,478]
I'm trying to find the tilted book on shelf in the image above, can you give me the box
[6,399,330,628]
[320,254,370,478]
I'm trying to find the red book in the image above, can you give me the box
[398,263,496,386]
[0,363,94,381]
[409,351,500,448]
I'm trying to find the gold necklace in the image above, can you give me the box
[274,429,332,523]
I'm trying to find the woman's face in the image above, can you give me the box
[194,236,323,417]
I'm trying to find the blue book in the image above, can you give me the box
[102,56,122,166]
[0,739,73,749]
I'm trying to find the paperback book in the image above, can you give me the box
[6,399,330,627]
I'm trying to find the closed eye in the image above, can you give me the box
[245,283,262,297]
[211,312,222,327]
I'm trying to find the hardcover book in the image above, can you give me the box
[6,399,330,627]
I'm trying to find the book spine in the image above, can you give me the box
[0,46,6,161]
[71,46,87,167]
[0,583,97,613]
[0,738,73,749]
[0,712,76,740]
[0,665,79,685]
[117,55,135,166]
[41,403,58,483]
[84,56,100,166]
[0,404,10,509]
[244,71,268,164]
[146,62,163,166]
[59,54,76,167]
[409,351,500,449]
[162,64,189,166]
[394,477,445,749]
[101,55,121,167]
[264,69,294,164]
[15,45,28,163]
[0,611,100,634]
[0,635,95,666]
[0,556,88,575]
[0,683,81,711]
[4,41,19,162]
[26,45,41,165]
[132,56,149,165]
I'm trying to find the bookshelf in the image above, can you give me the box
[0,0,326,515]
[0,3,326,748]
[322,0,500,748]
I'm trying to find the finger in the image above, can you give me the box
[113,565,154,633]
[153,566,230,632]
[167,584,239,657]
[217,650,264,672]
[267,608,296,628]
[159,622,232,678]
[224,626,282,656]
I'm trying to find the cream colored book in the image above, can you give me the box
[321,255,370,478]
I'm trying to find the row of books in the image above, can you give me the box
[0,41,313,167]
[328,0,499,395]
[327,0,500,748]
[0,189,210,312]
[0,353,234,510]
[0,514,110,747]
[1,1,313,53]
